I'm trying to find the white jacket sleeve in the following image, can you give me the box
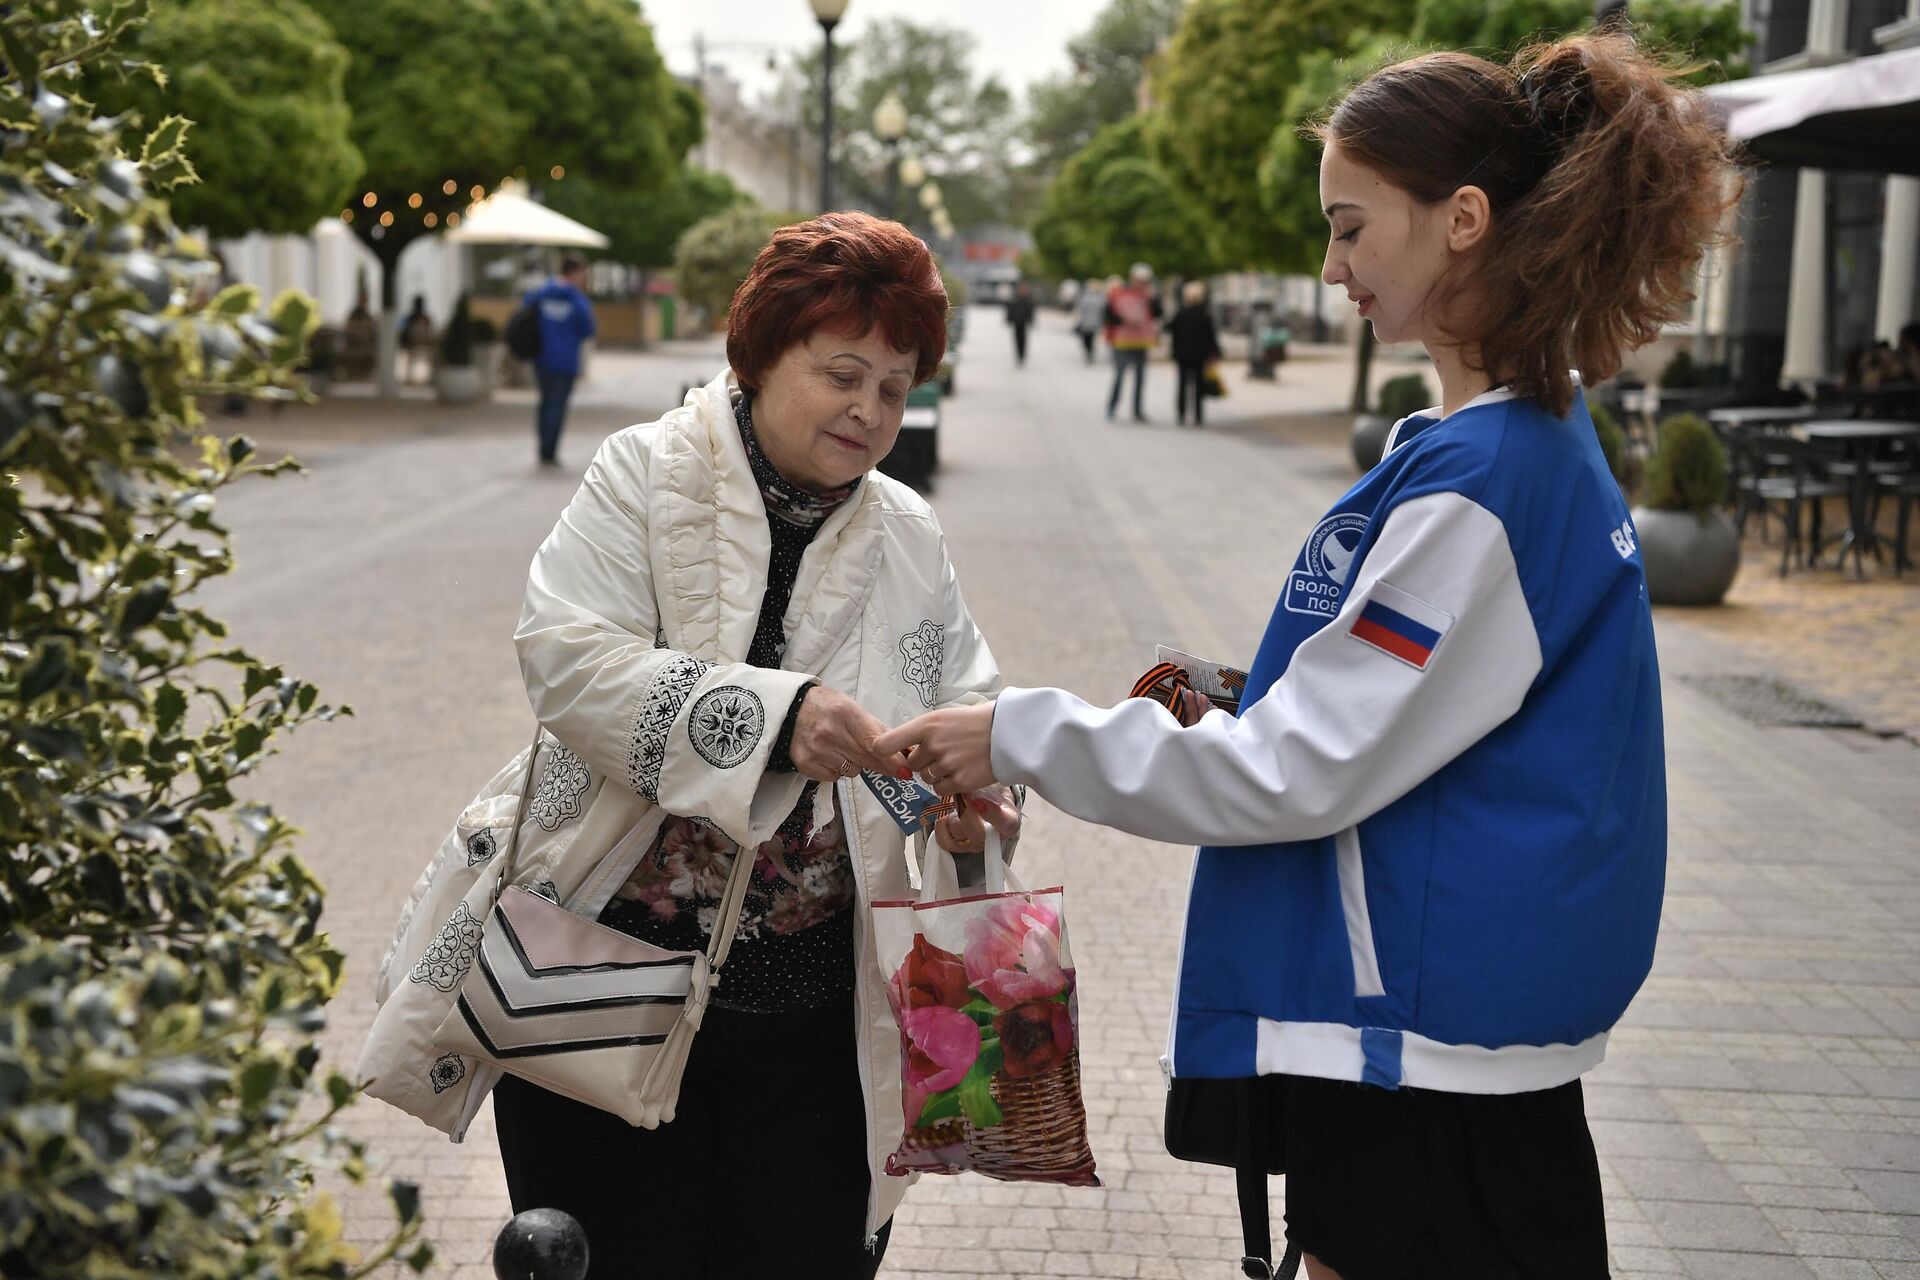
[515,431,811,849]
[988,491,1543,846]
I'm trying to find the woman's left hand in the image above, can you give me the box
[932,783,1021,853]
[872,702,998,797]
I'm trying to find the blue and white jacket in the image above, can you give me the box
[992,385,1666,1094]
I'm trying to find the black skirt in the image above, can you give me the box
[1278,1074,1609,1279]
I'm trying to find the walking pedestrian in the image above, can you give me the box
[1005,279,1036,366]
[398,295,435,385]
[355,211,1021,1280]
[1105,263,1161,422]
[1167,281,1221,427]
[525,257,597,467]
[1072,277,1106,364]
[878,30,1739,1280]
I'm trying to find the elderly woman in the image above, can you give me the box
[360,212,1016,1278]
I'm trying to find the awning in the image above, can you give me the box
[1700,47,1920,176]
[445,181,608,248]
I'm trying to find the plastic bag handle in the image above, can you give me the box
[913,827,1011,904]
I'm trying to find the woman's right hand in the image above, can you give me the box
[787,686,913,785]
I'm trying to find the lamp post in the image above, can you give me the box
[873,92,907,221]
[809,0,851,212]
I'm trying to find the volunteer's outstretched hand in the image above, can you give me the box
[872,702,998,798]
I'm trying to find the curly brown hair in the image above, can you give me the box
[1315,31,1744,417]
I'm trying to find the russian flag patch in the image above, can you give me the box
[1348,581,1454,671]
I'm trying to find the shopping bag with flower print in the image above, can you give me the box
[873,829,1099,1186]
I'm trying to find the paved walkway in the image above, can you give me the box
[209,312,1919,1277]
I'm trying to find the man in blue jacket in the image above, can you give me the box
[526,257,597,467]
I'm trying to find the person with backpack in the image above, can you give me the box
[878,31,1739,1279]
[1104,263,1162,422]
[514,257,597,467]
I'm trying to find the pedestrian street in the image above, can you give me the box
[206,310,1920,1279]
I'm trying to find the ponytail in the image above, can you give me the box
[1319,31,1744,417]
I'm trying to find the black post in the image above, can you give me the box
[885,142,899,222]
[819,19,838,213]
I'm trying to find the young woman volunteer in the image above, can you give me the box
[879,31,1740,1280]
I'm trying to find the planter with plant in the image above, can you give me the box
[1588,401,1636,496]
[1352,372,1434,471]
[435,292,486,404]
[1632,413,1739,605]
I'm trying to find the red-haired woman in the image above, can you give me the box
[880,33,1740,1280]
[483,212,1018,1275]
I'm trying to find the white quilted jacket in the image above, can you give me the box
[354,368,1002,1243]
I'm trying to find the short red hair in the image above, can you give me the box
[726,211,948,391]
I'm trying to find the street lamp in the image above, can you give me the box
[809,0,851,212]
[873,92,907,220]
[919,181,942,211]
[898,153,926,190]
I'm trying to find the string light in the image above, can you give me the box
[442,179,457,195]
[423,212,438,228]
[447,211,461,227]
[361,191,377,208]
[550,165,565,180]
[379,210,394,227]
[408,192,423,208]
[341,209,354,223]
[469,184,485,201]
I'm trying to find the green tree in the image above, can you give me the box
[1030,116,1213,280]
[789,18,1022,232]
[674,204,791,326]
[303,0,685,314]
[1024,0,1186,179]
[1150,0,1416,270]
[0,2,426,1274]
[85,0,363,239]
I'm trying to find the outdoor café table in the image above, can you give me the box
[1791,419,1920,577]
[1706,405,1820,431]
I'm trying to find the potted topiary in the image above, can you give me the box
[436,291,486,404]
[1588,401,1635,497]
[1352,372,1435,471]
[1631,413,1739,605]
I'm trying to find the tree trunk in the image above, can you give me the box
[376,241,402,400]
[1349,323,1376,414]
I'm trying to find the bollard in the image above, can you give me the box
[493,1208,589,1280]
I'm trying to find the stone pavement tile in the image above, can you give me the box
[1611,1156,1754,1203]
[1615,1244,1691,1272]
[1678,1249,1820,1279]
[1806,1260,1884,1280]
[1649,1200,1795,1252]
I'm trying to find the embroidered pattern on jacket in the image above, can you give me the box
[531,879,559,903]
[408,902,484,992]
[465,829,496,866]
[899,619,945,708]
[529,741,591,832]
[629,654,710,800]
[429,1053,466,1094]
[687,686,765,768]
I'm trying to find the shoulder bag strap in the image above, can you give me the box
[490,726,549,905]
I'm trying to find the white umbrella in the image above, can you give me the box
[1701,47,1920,176]
[444,180,609,248]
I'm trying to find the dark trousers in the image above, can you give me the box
[1177,360,1207,425]
[1078,330,1096,363]
[535,370,576,462]
[1012,323,1029,365]
[1108,348,1148,419]
[493,999,890,1279]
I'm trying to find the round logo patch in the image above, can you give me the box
[686,686,765,769]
